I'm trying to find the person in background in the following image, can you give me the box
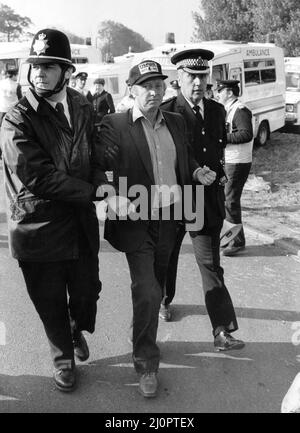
[0,66,22,158]
[161,49,245,352]
[216,80,253,256]
[0,28,110,393]
[205,83,214,99]
[69,74,76,88]
[116,79,135,113]
[74,72,92,102]
[91,78,115,130]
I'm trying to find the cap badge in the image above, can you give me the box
[33,33,49,56]
[138,61,159,75]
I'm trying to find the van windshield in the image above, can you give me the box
[286,72,300,91]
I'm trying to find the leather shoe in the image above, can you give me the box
[139,372,158,398]
[73,330,89,362]
[159,304,172,322]
[214,331,245,351]
[222,243,245,256]
[53,368,76,392]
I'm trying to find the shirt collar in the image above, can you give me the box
[132,103,165,125]
[45,96,68,112]
[182,94,204,112]
[225,98,238,111]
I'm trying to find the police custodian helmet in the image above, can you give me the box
[27,28,75,97]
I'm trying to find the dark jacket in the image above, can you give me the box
[92,90,115,126]
[1,87,107,261]
[98,109,200,253]
[161,92,227,232]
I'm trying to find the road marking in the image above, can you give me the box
[0,321,6,345]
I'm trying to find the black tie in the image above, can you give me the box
[193,105,203,122]
[56,102,70,129]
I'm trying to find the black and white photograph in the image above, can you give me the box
[0,0,300,417]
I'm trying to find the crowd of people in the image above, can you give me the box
[0,28,257,400]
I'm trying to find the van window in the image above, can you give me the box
[72,57,88,64]
[286,72,300,91]
[212,64,229,84]
[229,67,243,95]
[244,58,276,86]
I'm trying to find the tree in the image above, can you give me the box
[192,0,255,42]
[251,0,300,55]
[97,20,152,61]
[0,3,32,41]
[192,0,300,56]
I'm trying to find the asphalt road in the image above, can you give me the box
[0,168,300,413]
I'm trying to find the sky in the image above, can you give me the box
[3,0,201,47]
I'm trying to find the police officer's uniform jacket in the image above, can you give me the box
[161,91,227,232]
[1,87,107,261]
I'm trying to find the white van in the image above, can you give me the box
[284,57,300,127]
[132,40,286,145]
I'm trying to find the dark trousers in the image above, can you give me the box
[126,219,178,374]
[224,162,252,246]
[19,254,101,369]
[164,225,238,336]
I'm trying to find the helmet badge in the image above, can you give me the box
[32,33,49,56]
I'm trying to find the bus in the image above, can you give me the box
[130,40,286,146]
[284,57,300,127]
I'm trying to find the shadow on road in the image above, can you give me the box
[0,341,299,413]
[171,304,300,323]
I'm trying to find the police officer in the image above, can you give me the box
[91,78,115,129]
[216,80,253,256]
[74,71,92,102]
[0,29,109,392]
[161,49,245,351]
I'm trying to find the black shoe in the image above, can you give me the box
[73,330,89,362]
[139,372,158,398]
[159,304,172,322]
[222,243,245,256]
[53,368,76,392]
[214,331,245,351]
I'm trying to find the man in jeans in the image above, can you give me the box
[217,80,253,256]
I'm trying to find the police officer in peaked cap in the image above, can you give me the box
[160,48,245,351]
[0,28,112,392]
[74,71,92,102]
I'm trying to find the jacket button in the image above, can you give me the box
[203,148,207,152]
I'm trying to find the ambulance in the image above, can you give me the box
[284,57,300,127]
[130,40,286,145]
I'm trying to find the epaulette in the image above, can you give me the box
[16,102,28,113]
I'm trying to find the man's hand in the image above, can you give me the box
[196,165,217,185]
[104,144,119,167]
[106,195,136,217]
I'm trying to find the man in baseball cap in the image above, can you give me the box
[98,58,215,398]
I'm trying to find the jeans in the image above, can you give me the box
[224,162,251,246]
